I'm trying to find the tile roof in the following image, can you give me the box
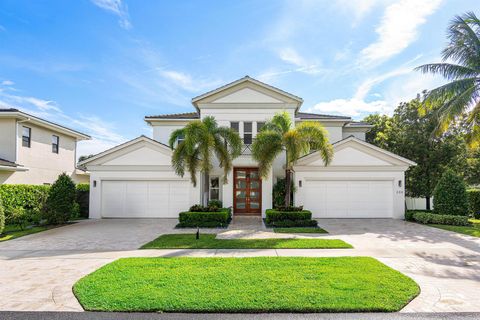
[145,112,199,119]
[296,112,351,120]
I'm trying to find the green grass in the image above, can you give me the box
[0,225,51,242]
[73,257,419,313]
[429,224,480,238]
[274,227,328,234]
[141,234,351,249]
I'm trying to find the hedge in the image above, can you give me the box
[76,184,90,218]
[267,219,318,228]
[0,196,4,234]
[265,209,312,224]
[433,169,469,216]
[177,208,232,228]
[410,211,470,226]
[0,185,49,223]
[468,189,480,218]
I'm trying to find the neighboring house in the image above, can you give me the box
[80,76,415,219]
[0,108,91,185]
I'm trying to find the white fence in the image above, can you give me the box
[405,197,433,211]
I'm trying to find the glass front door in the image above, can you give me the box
[233,168,262,215]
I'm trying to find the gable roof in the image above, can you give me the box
[0,108,90,140]
[296,112,351,120]
[296,136,416,167]
[191,76,303,109]
[145,112,199,120]
[78,135,171,166]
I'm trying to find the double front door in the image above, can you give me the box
[233,168,262,215]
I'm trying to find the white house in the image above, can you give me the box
[0,108,91,185]
[80,76,415,220]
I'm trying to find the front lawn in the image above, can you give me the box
[73,257,419,313]
[0,225,51,242]
[274,227,327,234]
[429,224,480,238]
[141,234,351,249]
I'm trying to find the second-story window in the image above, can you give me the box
[22,126,31,148]
[244,122,252,144]
[257,122,265,133]
[52,135,59,154]
[230,122,239,133]
[177,133,185,145]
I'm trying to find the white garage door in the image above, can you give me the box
[303,180,393,218]
[101,180,190,218]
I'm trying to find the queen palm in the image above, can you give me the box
[416,12,480,146]
[252,111,333,207]
[169,116,242,205]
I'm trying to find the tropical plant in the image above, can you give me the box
[415,12,480,147]
[44,173,76,224]
[433,169,469,216]
[169,116,242,205]
[252,111,333,206]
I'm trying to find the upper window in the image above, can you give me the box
[52,135,59,154]
[230,122,239,132]
[257,122,265,133]
[177,133,185,145]
[22,127,31,148]
[243,122,252,144]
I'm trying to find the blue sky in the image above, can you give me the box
[0,0,476,157]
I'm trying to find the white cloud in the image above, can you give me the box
[1,80,14,86]
[277,47,324,75]
[0,83,127,159]
[360,0,442,65]
[307,98,390,118]
[90,0,132,29]
[334,0,387,25]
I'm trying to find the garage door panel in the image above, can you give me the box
[305,180,393,218]
[101,180,190,218]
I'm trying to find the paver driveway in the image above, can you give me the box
[0,218,478,312]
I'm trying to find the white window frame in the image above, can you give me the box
[209,176,221,201]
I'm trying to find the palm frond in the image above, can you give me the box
[415,63,478,80]
[252,130,283,177]
[168,128,185,149]
[420,77,477,113]
[443,12,480,66]
[295,121,333,165]
[215,126,242,158]
[270,111,292,134]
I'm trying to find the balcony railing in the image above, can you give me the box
[241,138,255,155]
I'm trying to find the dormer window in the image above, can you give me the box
[52,135,59,153]
[22,127,31,148]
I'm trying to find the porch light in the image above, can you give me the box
[93,180,97,188]
[398,180,402,187]
[299,180,302,187]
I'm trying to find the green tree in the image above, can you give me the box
[169,116,242,205]
[45,173,76,224]
[0,195,4,234]
[363,96,467,210]
[252,111,333,207]
[363,113,394,149]
[416,12,480,147]
[433,169,469,215]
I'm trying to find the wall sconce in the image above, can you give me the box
[299,180,302,187]
[398,180,402,187]
[93,180,97,188]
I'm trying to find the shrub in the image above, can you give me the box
[177,208,231,228]
[189,204,220,212]
[265,209,312,224]
[412,211,470,226]
[272,178,295,208]
[467,189,480,218]
[0,185,49,221]
[433,169,469,216]
[71,202,81,219]
[7,207,29,230]
[274,205,304,212]
[0,196,4,234]
[208,200,223,208]
[76,184,90,218]
[405,210,415,222]
[267,219,318,228]
[44,173,76,225]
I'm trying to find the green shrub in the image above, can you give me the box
[467,189,480,218]
[7,207,29,230]
[189,204,220,212]
[208,200,223,208]
[267,219,318,228]
[272,178,295,208]
[71,202,81,219]
[0,196,4,234]
[265,209,312,224]
[433,169,469,216]
[44,173,76,225]
[178,208,231,228]
[412,211,470,226]
[274,205,304,212]
[0,185,49,221]
[405,211,415,222]
[76,184,89,218]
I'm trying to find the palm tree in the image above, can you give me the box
[252,111,333,207]
[169,116,242,205]
[415,11,480,147]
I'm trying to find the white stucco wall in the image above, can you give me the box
[0,118,17,162]
[151,121,191,145]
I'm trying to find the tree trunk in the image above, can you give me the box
[285,168,291,207]
[203,171,209,206]
[426,196,430,211]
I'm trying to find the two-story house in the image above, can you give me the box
[0,108,91,185]
[80,77,415,220]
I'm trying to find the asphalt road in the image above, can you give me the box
[1,312,479,320]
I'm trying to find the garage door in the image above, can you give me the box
[101,180,190,218]
[303,180,393,218]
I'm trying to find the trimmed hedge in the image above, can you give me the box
[0,196,4,234]
[410,211,470,226]
[468,189,480,218]
[177,208,232,228]
[0,185,49,224]
[265,209,312,224]
[433,169,469,216]
[267,219,318,228]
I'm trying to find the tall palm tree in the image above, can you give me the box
[252,111,333,207]
[169,116,242,205]
[416,11,480,147]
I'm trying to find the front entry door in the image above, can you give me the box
[234,168,262,215]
